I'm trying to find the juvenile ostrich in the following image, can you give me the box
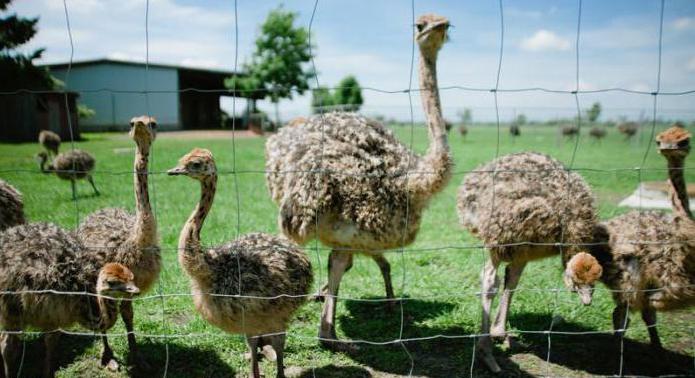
[77,116,159,368]
[265,14,452,348]
[617,121,638,141]
[0,179,25,231]
[168,148,312,378]
[590,125,695,348]
[38,130,61,158]
[458,124,468,139]
[457,152,601,372]
[561,125,579,139]
[509,123,520,137]
[38,149,98,199]
[589,127,606,141]
[0,223,138,377]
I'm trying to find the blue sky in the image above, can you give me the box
[9,0,695,122]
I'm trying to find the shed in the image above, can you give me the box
[44,59,258,131]
[0,92,80,142]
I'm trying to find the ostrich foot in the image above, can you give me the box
[476,338,501,373]
[100,350,119,372]
[245,346,278,362]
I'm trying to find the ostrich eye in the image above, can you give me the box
[149,122,157,130]
[129,121,135,128]
[677,139,690,148]
[416,23,425,32]
[190,162,202,170]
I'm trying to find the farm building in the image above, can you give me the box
[44,59,258,131]
[0,92,80,143]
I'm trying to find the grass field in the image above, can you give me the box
[0,124,693,377]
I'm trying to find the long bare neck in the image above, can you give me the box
[132,143,157,246]
[178,175,217,283]
[95,295,119,330]
[409,49,452,196]
[667,157,692,220]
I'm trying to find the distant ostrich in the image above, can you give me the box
[445,119,453,133]
[0,223,138,377]
[265,14,452,348]
[509,123,520,137]
[38,130,61,158]
[38,149,98,199]
[0,179,25,231]
[590,125,695,348]
[168,148,312,378]
[457,152,601,372]
[77,116,160,369]
[561,125,579,139]
[589,127,606,141]
[617,121,638,140]
[458,125,468,139]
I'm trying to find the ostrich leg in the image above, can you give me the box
[70,179,77,200]
[490,262,526,344]
[245,336,260,378]
[88,175,100,196]
[100,335,118,371]
[269,333,286,378]
[43,333,60,378]
[120,301,149,368]
[0,332,20,378]
[477,258,501,373]
[641,308,661,348]
[319,250,353,351]
[372,254,395,308]
[612,303,630,338]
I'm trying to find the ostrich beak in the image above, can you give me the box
[167,167,185,176]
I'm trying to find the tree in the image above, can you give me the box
[515,113,527,126]
[334,75,363,112]
[311,86,334,114]
[0,0,54,91]
[458,108,473,124]
[586,102,602,123]
[225,6,313,125]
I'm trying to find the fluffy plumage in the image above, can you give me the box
[0,179,25,231]
[38,130,61,156]
[38,149,99,198]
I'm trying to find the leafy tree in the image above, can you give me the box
[0,0,54,91]
[225,6,313,125]
[311,86,334,114]
[334,75,363,112]
[458,108,473,124]
[515,113,527,126]
[586,102,602,123]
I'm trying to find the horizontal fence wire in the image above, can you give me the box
[1,0,693,376]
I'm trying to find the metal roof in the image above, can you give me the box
[42,58,239,76]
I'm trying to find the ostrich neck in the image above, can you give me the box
[667,157,692,220]
[419,51,447,151]
[85,294,118,331]
[178,175,217,282]
[132,144,156,247]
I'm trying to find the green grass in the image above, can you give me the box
[0,125,693,377]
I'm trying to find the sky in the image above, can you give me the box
[8,0,695,122]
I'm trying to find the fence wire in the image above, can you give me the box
[1,0,694,377]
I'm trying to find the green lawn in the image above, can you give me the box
[0,124,692,377]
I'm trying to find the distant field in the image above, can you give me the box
[0,124,692,377]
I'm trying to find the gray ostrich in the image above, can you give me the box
[590,125,695,348]
[0,179,25,231]
[38,149,98,199]
[0,223,138,377]
[457,152,602,372]
[265,13,452,348]
[76,116,160,369]
[168,148,312,378]
[38,130,61,158]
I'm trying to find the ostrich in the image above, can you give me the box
[38,130,61,158]
[76,116,159,369]
[509,123,520,137]
[37,149,98,199]
[264,14,452,348]
[457,152,602,372]
[590,125,695,348]
[561,125,579,139]
[0,222,138,377]
[168,148,312,378]
[589,127,606,141]
[0,179,25,231]
[458,124,468,139]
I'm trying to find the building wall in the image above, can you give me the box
[49,63,180,131]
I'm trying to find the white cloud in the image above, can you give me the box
[687,57,695,72]
[520,30,571,52]
[673,17,695,30]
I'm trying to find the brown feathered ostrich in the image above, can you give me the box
[38,130,61,158]
[561,125,579,139]
[590,125,695,349]
[0,222,138,377]
[617,121,638,141]
[509,123,520,137]
[265,14,452,349]
[77,116,159,369]
[457,152,601,372]
[0,179,25,231]
[589,127,606,141]
[168,148,312,378]
[38,149,98,199]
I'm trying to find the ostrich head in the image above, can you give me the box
[166,148,216,181]
[415,14,450,57]
[129,115,157,150]
[97,263,139,297]
[563,252,603,305]
[656,124,690,162]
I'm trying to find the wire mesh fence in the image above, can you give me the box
[0,0,694,377]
